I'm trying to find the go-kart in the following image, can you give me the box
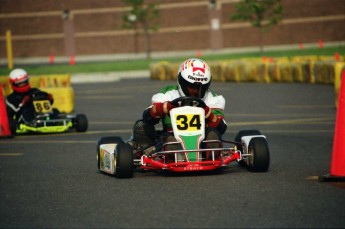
[9,93,88,134]
[97,97,270,178]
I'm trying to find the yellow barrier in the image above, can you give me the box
[165,63,179,81]
[0,77,11,96]
[223,61,240,82]
[150,56,342,84]
[150,55,344,107]
[290,55,319,62]
[313,60,335,84]
[290,62,306,83]
[43,87,75,113]
[39,74,71,87]
[277,61,293,82]
[158,61,169,81]
[149,63,161,80]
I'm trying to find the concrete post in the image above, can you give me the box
[62,10,76,57]
[208,0,223,50]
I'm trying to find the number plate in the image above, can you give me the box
[174,113,202,131]
[33,100,52,113]
[170,107,205,161]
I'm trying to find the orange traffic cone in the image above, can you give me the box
[320,69,345,181]
[196,50,202,58]
[0,86,12,138]
[69,55,75,66]
[49,54,55,64]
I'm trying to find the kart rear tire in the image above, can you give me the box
[247,137,270,172]
[115,142,134,178]
[97,136,124,170]
[75,114,88,132]
[235,130,261,167]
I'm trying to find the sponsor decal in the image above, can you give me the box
[100,144,116,173]
[184,164,204,171]
[188,75,208,82]
[191,62,206,73]
[104,153,111,170]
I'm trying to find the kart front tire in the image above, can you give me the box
[115,142,134,178]
[247,137,270,172]
[75,114,88,132]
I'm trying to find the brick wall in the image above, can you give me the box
[0,0,344,58]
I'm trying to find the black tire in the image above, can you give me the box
[115,142,134,178]
[247,137,270,172]
[235,130,261,167]
[97,136,124,170]
[75,114,88,132]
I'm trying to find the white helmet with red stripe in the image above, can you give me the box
[9,68,30,93]
[177,58,212,98]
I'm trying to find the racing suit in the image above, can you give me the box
[143,85,227,135]
[6,88,54,125]
[140,85,227,159]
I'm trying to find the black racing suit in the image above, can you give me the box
[6,88,53,125]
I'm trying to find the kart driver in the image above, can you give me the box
[6,68,54,131]
[138,58,227,152]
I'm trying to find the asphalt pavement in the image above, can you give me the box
[1,79,344,228]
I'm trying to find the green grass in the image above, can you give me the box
[0,45,344,76]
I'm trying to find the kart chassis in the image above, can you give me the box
[97,97,270,178]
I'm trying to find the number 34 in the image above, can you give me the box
[176,114,201,130]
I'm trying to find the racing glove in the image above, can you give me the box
[150,102,175,118]
[204,105,221,129]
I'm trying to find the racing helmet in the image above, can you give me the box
[9,68,30,93]
[177,58,211,98]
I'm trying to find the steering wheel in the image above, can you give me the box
[171,97,206,108]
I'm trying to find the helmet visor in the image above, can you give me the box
[13,78,29,88]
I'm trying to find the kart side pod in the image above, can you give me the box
[240,135,266,155]
[97,138,134,178]
[99,144,117,175]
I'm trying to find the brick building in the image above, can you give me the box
[0,0,344,59]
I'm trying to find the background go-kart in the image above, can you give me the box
[1,77,344,228]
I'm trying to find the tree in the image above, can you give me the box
[230,0,283,55]
[121,0,160,59]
